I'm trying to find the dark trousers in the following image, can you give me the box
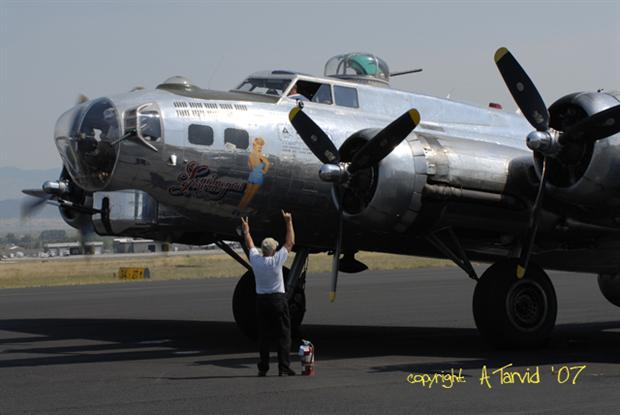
[256,293,292,373]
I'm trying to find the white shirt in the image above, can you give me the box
[249,247,288,294]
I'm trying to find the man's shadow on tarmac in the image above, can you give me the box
[0,318,619,375]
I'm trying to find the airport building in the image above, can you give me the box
[44,242,104,256]
[112,238,168,254]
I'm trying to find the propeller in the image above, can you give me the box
[21,179,70,220]
[494,48,549,132]
[560,104,620,144]
[21,174,101,257]
[289,107,340,164]
[76,220,96,256]
[289,106,420,301]
[349,110,421,173]
[330,192,344,302]
[495,47,620,278]
[20,190,53,220]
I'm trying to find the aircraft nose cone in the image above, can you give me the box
[55,98,120,192]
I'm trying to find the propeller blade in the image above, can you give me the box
[22,189,48,199]
[329,193,344,302]
[494,47,549,132]
[516,157,549,278]
[349,109,420,173]
[77,220,96,256]
[560,104,620,143]
[289,107,340,164]
[20,195,53,220]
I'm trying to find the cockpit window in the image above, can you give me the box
[311,83,332,104]
[288,80,332,105]
[235,78,291,96]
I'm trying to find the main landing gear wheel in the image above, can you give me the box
[473,259,557,348]
[232,267,306,340]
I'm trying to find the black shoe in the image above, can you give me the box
[258,371,267,377]
[279,368,296,376]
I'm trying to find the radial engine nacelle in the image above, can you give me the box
[335,130,427,233]
[539,91,620,207]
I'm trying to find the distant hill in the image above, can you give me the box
[0,167,61,200]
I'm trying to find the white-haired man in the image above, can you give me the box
[241,210,296,377]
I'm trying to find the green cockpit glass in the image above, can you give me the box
[349,54,379,75]
[324,53,390,85]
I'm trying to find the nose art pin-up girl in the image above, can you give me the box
[238,137,270,212]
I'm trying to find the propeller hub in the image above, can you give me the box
[42,180,69,196]
[526,130,561,156]
[319,163,349,183]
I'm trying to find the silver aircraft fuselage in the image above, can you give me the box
[53,70,620,273]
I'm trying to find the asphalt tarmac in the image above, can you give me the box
[0,266,619,414]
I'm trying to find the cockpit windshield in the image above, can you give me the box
[234,77,292,97]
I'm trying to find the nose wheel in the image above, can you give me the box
[473,259,557,348]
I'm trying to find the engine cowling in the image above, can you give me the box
[54,168,96,235]
[541,91,620,207]
[336,130,427,233]
[58,196,94,233]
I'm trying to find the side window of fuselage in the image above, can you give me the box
[224,128,249,150]
[334,85,359,108]
[137,104,163,141]
[188,124,214,146]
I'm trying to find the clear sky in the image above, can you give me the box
[1,0,619,170]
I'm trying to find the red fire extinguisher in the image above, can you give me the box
[298,339,315,376]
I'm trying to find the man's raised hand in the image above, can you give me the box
[281,210,292,223]
[241,216,250,234]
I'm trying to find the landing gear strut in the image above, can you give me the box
[473,259,557,348]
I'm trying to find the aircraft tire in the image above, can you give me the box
[232,267,306,340]
[472,259,557,348]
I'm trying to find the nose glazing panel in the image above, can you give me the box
[55,98,120,191]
